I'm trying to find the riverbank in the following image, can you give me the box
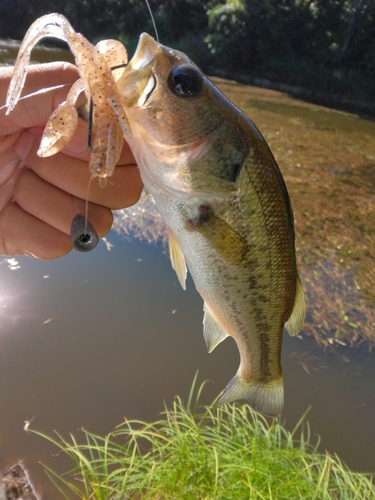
[205,66,375,119]
[28,381,375,499]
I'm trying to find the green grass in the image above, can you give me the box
[31,377,374,499]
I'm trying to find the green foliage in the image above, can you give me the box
[204,0,374,99]
[2,0,374,104]
[205,0,252,70]
[30,378,375,499]
[173,33,212,68]
[151,0,208,41]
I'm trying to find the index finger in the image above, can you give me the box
[16,128,143,210]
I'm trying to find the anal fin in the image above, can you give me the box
[285,274,306,336]
[203,302,229,353]
[167,227,187,290]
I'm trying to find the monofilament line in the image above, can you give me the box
[145,0,159,42]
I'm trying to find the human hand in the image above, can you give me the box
[0,62,143,259]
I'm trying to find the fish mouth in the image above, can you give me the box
[121,33,194,108]
[129,33,159,70]
[118,33,160,108]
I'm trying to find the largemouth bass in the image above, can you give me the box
[117,34,306,418]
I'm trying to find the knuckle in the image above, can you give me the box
[13,168,34,198]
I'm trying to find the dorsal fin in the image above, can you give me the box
[203,302,229,353]
[285,275,306,336]
[167,227,187,290]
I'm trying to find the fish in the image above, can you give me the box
[115,33,306,417]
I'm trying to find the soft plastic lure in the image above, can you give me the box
[6,13,130,185]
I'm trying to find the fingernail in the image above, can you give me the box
[14,129,41,161]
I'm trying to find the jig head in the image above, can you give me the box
[70,214,99,252]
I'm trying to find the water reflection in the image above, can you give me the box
[0,259,39,331]
[0,39,74,67]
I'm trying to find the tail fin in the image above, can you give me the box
[215,373,284,418]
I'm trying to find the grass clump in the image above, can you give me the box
[32,379,374,499]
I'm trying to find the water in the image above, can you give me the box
[0,40,74,67]
[0,238,374,497]
[0,42,374,496]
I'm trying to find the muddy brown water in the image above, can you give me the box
[0,42,374,497]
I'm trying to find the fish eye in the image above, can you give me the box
[168,65,203,98]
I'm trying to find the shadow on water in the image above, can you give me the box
[0,43,374,497]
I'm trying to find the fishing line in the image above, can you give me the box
[145,0,159,42]
[0,84,73,112]
[70,176,99,252]
[84,176,94,234]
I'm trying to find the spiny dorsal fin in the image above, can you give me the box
[285,275,306,336]
[167,227,187,290]
[203,302,229,353]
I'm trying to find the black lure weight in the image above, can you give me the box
[70,214,99,252]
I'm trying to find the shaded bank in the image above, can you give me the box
[205,67,375,119]
[0,39,74,67]
[1,35,374,118]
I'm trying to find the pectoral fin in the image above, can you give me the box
[203,302,229,353]
[192,205,250,265]
[167,227,187,290]
[285,275,306,336]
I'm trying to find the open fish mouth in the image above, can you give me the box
[118,34,162,109]
[120,33,197,110]
[130,33,159,70]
